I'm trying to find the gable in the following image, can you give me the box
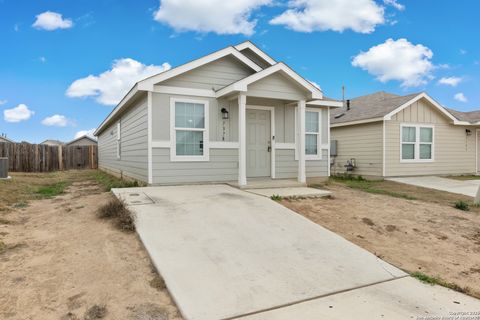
[391,98,453,124]
[158,55,255,91]
[247,72,310,101]
[239,48,272,69]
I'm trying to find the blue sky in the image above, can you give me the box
[0,0,478,143]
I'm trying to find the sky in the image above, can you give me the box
[0,0,479,143]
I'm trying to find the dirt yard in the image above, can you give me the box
[283,181,480,299]
[0,171,181,320]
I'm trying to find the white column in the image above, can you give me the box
[238,93,247,186]
[297,100,306,183]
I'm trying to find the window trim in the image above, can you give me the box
[304,109,322,160]
[294,107,323,161]
[170,97,210,162]
[400,123,434,163]
[116,121,121,160]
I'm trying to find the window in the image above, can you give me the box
[401,124,434,161]
[305,111,320,157]
[116,122,121,160]
[171,98,209,161]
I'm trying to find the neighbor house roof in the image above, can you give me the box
[0,135,14,143]
[446,108,480,123]
[66,135,97,146]
[40,139,64,145]
[331,91,472,126]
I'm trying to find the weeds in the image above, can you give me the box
[97,197,135,232]
[0,241,27,254]
[411,272,470,294]
[35,181,68,198]
[91,171,142,191]
[454,200,470,211]
[84,304,107,320]
[270,194,283,201]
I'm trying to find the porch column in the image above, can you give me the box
[297,100,306,183]
[238,93,247,186]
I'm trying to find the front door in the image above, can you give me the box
[246,109,271,177]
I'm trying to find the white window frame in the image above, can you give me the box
[116,121,121,160]
[400,123,434,163]
[294,107,323,160]
[170,97,210,162]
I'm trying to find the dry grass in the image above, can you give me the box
[97,196,136,232]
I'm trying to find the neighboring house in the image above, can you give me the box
[94,41,342,185]
[330,91,480,177]
[41,139,64,146]
[66,135,97,147]
[0,135,14,143]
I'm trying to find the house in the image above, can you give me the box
[330,91,480,177]
[94,41,342,186]
[0,134,14,143]
[66,135,97,147]
[40,139,64,146]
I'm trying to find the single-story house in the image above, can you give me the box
[0,135,14,143]
[66,135,97,147]
[40,139,64,146]
[94,41,342,186]
[330,91,480,177]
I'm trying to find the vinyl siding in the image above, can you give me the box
[98,96,148,182]
[247,73,308,101]
[68,137,97,146]
[306,150,329,177]
[159,55,254,91]
[385,99,476,176]
[331,122,383,176]
[152,148,238,184]
[275,149,297,179]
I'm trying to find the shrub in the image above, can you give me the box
[454,200,470,211]
[270,194,283,201]
[97,198,135,232]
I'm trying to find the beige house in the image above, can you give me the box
[66,135,97,147]
[94,41,342,185]
[330,91,480,177]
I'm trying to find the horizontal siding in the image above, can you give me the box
[275,149,297,179]
[306,150,328,177]
[331,122,383,177]
[98,96,148,182]
[385,121,476,176]
[152,148,238,184]
[247,73,308,101]
[160,55,254,90]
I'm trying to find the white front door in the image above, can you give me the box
[246,109,271,177]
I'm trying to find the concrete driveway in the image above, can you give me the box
[387,176,480,197]
[113,185,480,320]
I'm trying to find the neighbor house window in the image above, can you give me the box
[170,98,209,161]
[116,122,121,160]
[401,124,434,161]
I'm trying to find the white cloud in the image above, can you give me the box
[41,114,72,127]
[32,11,73,31]
[270,0,385,34]
[454,93,467,103]
[438,76,462,87]
[0,100,7,106]
[352,38,434,87]
[74,128,96,139]
[3,104,35,123]
[153,0,272,35]
[66,58,171,105]
[383,0,405,11]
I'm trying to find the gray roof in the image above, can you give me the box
[331,91,421,124]
[446,108,480,123]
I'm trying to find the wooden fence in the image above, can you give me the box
[0,142,98,172]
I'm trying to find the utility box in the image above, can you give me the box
[0,157,8,179]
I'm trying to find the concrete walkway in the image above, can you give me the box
[387,176,480,197]
[113,185,480,320]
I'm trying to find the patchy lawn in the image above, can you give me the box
[283,179,480,299]
[0,170,181,320]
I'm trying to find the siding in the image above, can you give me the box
[98,96,148,182]
[68,137,97,146]
[152,148,238,184]
[275,149,329,179]
[160,55,254,91]
[385,99,476,176]
[306,150,329,177]
[247,73,308,101]
[331,122,383,176]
